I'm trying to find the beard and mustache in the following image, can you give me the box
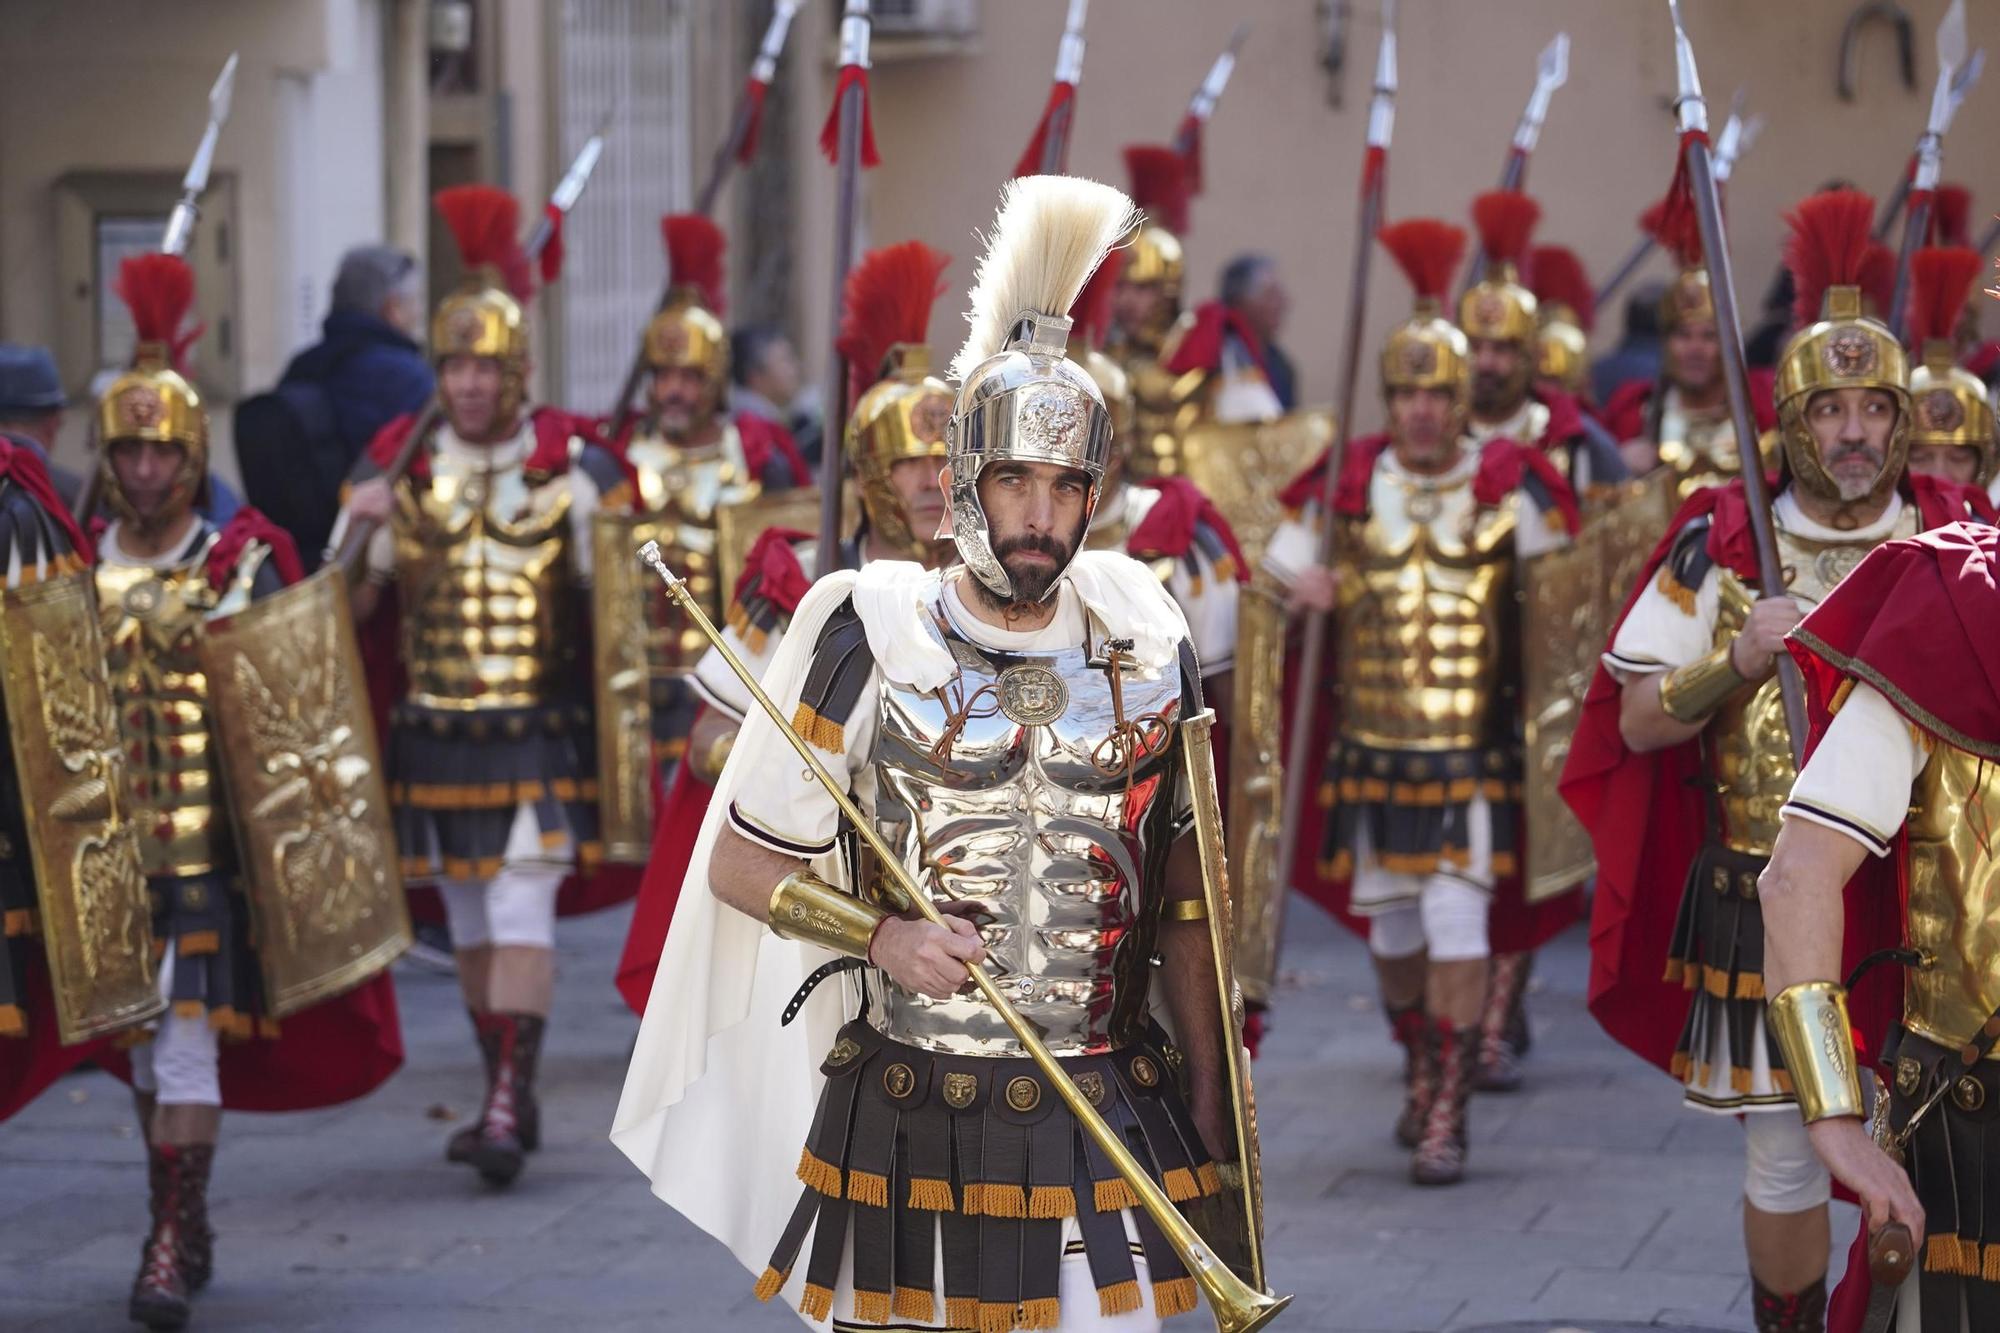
[1820,439,1888,501]
[966,528,1081,611]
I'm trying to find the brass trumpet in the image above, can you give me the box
[637,543,1291,1333]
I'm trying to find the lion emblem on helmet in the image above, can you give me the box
[1017,387,1087,458]
[116,382,165,431]
[1823,328,1880,379]
[1918,388,1966,434]
[1397,338,1438,379]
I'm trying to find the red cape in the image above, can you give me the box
[1164,301,1270,380]
[358,407,641,921]
[600,410,810,490]
[1278,434,1585,948]
[1561,475,1984,1075]
[1598,371,1777,445]
[1129,476,1251,582]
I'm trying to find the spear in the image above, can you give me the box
[605,0,804,443]
[1458,33,1567,293]
[77,51,239,521]
[1887,0,1973,338]
[815,0,876,577]
[1173,20,1249,193]
[1270,0,1397,976]
[1014,0,1089,177]
[1593,89,1756,308]
[1666,0,1806,762]
[335,132,612,576]
[1873,41,1983,241]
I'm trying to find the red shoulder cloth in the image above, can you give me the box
[0,440,89,561]
[1277,434,1389,518]
[1164,301,1270,379]
[363,407,597,482]
[1473,435,1583,534]
[733,411,812,488]
[205,507,305,590]
[732,526,815,617]
[1599,379,1655,443]
[1128,476,1250,582]
[615,756,717,1016]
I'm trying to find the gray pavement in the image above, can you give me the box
[0,901,1850,1332]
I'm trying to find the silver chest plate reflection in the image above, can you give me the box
[866,623,1186,1056]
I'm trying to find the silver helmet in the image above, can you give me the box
[946,175,1138,601]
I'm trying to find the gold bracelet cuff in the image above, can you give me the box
[1768,981,1866,1122]
[1161,897,1211,923]
[767,871,888,961]
[1659,643,1747,724]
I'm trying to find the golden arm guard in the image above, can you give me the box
[1658,642,1747,724]
[768,871,888,961]
[1768,981,1866,1122]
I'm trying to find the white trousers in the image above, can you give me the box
[437,803,567,949]
[128,945,221,1107]
[1740,1107,1831,1214]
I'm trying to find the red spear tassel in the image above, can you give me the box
[1657,129,1709,275]
[1360,145,1387,203]
[1012,80,1076,179]
[539,204,565,285]
[819,65,881,168]
[1177,111,1204,194]
[737,77,771,165]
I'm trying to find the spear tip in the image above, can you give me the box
[210,50,240,118]
[1939,0,1968,72]
[1227,20,1251,53]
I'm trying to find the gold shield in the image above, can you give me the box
[713,485,829,599]
[1226,583,1286,1008]
[590,507,667,865]
[1519,541,1600,903]
[1176,409,1335,566]
[1178,708,1269,1292]
[0,572,160,1044]
[199,569,409,1017]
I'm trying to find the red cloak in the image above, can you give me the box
[1561,475,1986,1076]
[601,409,810,490]
[1598,371,1777,445]
[1277,434,1585,949]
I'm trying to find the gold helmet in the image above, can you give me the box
[1119,145,1190,343]
[1906,245,1998,486]
[1774,190,1912,505]
[643,215,730,421]
[1527,244,1594,396]
[834,240,955,560]
[1459,190,1541,352]
[97,254,208,526]
[431,185,533,425]
[1378,219,1472,432]
[1639,192,1716,333]
[1067,247,1134,448]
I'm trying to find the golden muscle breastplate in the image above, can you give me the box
[1902,740,2000,1054]
[1336,474,1517,750]
[95,536,263,876]
[1706,512,1919,855]
[393,454,577,710]
[625,424,764,677]
[1113,329,1206,482]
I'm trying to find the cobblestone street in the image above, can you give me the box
[1,902,1850,1331]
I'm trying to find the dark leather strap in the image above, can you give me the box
[782,957,866,1026]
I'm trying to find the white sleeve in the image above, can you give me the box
[724,626,879,860]
[1513,491,1568,559]
[1163,553,1239,678]
[1604,563,1721,680]
[567,467,603,586]
[689,624,778,724]
[1781,681,1930,858]
[1260,513,1320,586]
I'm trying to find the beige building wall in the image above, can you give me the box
[780,0,1998,438]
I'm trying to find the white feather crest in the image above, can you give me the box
[949,175,1139,383]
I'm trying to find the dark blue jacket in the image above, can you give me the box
[278,309,434,456]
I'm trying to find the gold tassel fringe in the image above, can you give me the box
[978,1302,1016,1333]
[981,1184,1028,1218]
[1097,1280,1143,1317]
[798,1282,834,1321]
[792,702,846,753]
[961,1182,986,1216]
[846,1168,889,1208]
[945,1296,980,1328]
[850,1289,891,1324]
[893,1287,936,1321]
[1154,1276,1199,1318]
[0,1004,24,1037]
[796,1147,843,1198]
[1197,1162,1222,1196]
[1017,1296,1062,1329]
[908,1177,954,1211]
[753,1266,786,1302]
[1028,1185,1076,1219]
[1657,563,1698,615]
[1163,1167,1201,1202]
[1094,1178,1139,1213]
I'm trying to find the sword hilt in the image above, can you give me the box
[1869,1221,1915,1288]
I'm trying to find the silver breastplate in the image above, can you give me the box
[864,617,1188,1056]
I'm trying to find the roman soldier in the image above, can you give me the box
[1075,250,1247,700]
[615,175,1262,1329]
[80,255,403,1328]
[1902,246,1998,496]
[614,214,811,776]
[1460,191,1627,491]
[335,185,632,1190]
[1760,521,1999,1333]
[1562,189,1991,1333]
[1526,244,1596,408]
[614,239,957,1016]
[1601,193,1776,493]
[1105,145,1200,480]
[1264,217,1582,1185]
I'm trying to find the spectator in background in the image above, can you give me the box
[0,344,84,506]
[1220,253,1297,411]
[1590,280,1666,406]
[236,245,433,568]
[730,325,823,468]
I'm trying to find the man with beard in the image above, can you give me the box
[613,214,811,780]
[337,185,629,1190]
[616,176,1254,1329]
[1563,189,1991,1333]
[614,239,958,1017]
[1901,245,1998,499]
[1602,192,1776,495]
[1265,217,1582,1184]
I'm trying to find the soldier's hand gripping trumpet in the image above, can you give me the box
[637,541,1291,1333]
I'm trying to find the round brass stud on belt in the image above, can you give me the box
[942,1072,977,1109]
[1004,1076,1041,1113]
[826,1036,861,1068]
[1895,1057,1923,1098]
[1952,1075,1986,1113]
[1074,1070,1107,1108]
[883,1062,916,1099]
[1129,1054,1159,1088]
